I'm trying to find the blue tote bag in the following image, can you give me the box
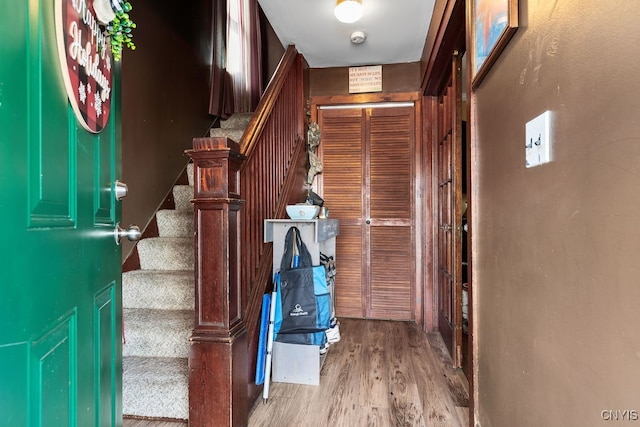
[275,227,330,345]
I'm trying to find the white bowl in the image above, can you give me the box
[286,204,320,220]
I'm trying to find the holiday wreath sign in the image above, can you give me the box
[55,0,113,133]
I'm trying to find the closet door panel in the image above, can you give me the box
[369,226,414,320]
[320,109,365,317]
[333,225,364,317]
[367,107,415,319]
[369,107,414,220]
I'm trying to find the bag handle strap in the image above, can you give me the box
[295,231,313,267]
[280,227,313,272]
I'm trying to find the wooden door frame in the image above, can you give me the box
[422,0,475,425]
[433,53,463,368]
[310,91,425,325]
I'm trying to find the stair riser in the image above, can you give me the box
[137,238,194,271]
[209,128,245,144]
[123,333,190,358]
[219,112,252,130]
[122,309,193,358]
[123,271,194,311]
[173,185,194,210]
[123,357,188,420]
[156,210,194,238]
[187,163,194,186]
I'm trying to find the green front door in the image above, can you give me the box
[0,1,122,425]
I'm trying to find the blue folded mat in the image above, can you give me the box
[255,293,271,385]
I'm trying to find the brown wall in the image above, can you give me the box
[261,10,286,83]
[120,0,214,258]
[472,1,640,425]
[309,62,421,96]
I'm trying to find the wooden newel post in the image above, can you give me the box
[185,137,247,427]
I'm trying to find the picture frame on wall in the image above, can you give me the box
[470,0,519,89]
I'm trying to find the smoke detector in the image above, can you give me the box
[350,31,366,44]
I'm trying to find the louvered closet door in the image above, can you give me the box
[319,105,416,320]
[320,108,365,318]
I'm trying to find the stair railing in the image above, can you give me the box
[186,45,308,426]
[239,46,308,373]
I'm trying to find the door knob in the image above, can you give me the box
[114,180,128,200]
[114,222,141,245]
[440,224,452,231]
[365,219,371,225]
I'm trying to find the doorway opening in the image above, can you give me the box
[312,94,422,322]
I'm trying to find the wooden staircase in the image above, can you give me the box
[122,113,253,420]
[186,45,309,426]
[121,45,308,424]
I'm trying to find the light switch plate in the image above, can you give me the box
[525,110,551,168]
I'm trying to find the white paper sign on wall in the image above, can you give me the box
[349,65,382,94]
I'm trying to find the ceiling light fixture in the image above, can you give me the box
[334,0,363,24]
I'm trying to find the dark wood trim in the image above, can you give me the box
[421,0,466,96]
[464,2,476,425]
[452,53,464,370]
[422,96,436,332]
[311,91,420,107]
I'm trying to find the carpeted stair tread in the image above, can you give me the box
[156,209,194,238]
[123,356,188,420]
[137,237,193,271]
[173,185,194,210]
[220,112,253,130]
[123,308,192,358]
[209,128,244,144]
[122,270,194,310]
[122,151,222,420]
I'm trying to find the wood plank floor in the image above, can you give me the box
[123,421,186,427]
[124,318,469,427]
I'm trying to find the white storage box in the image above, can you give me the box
[272,341,327,386]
